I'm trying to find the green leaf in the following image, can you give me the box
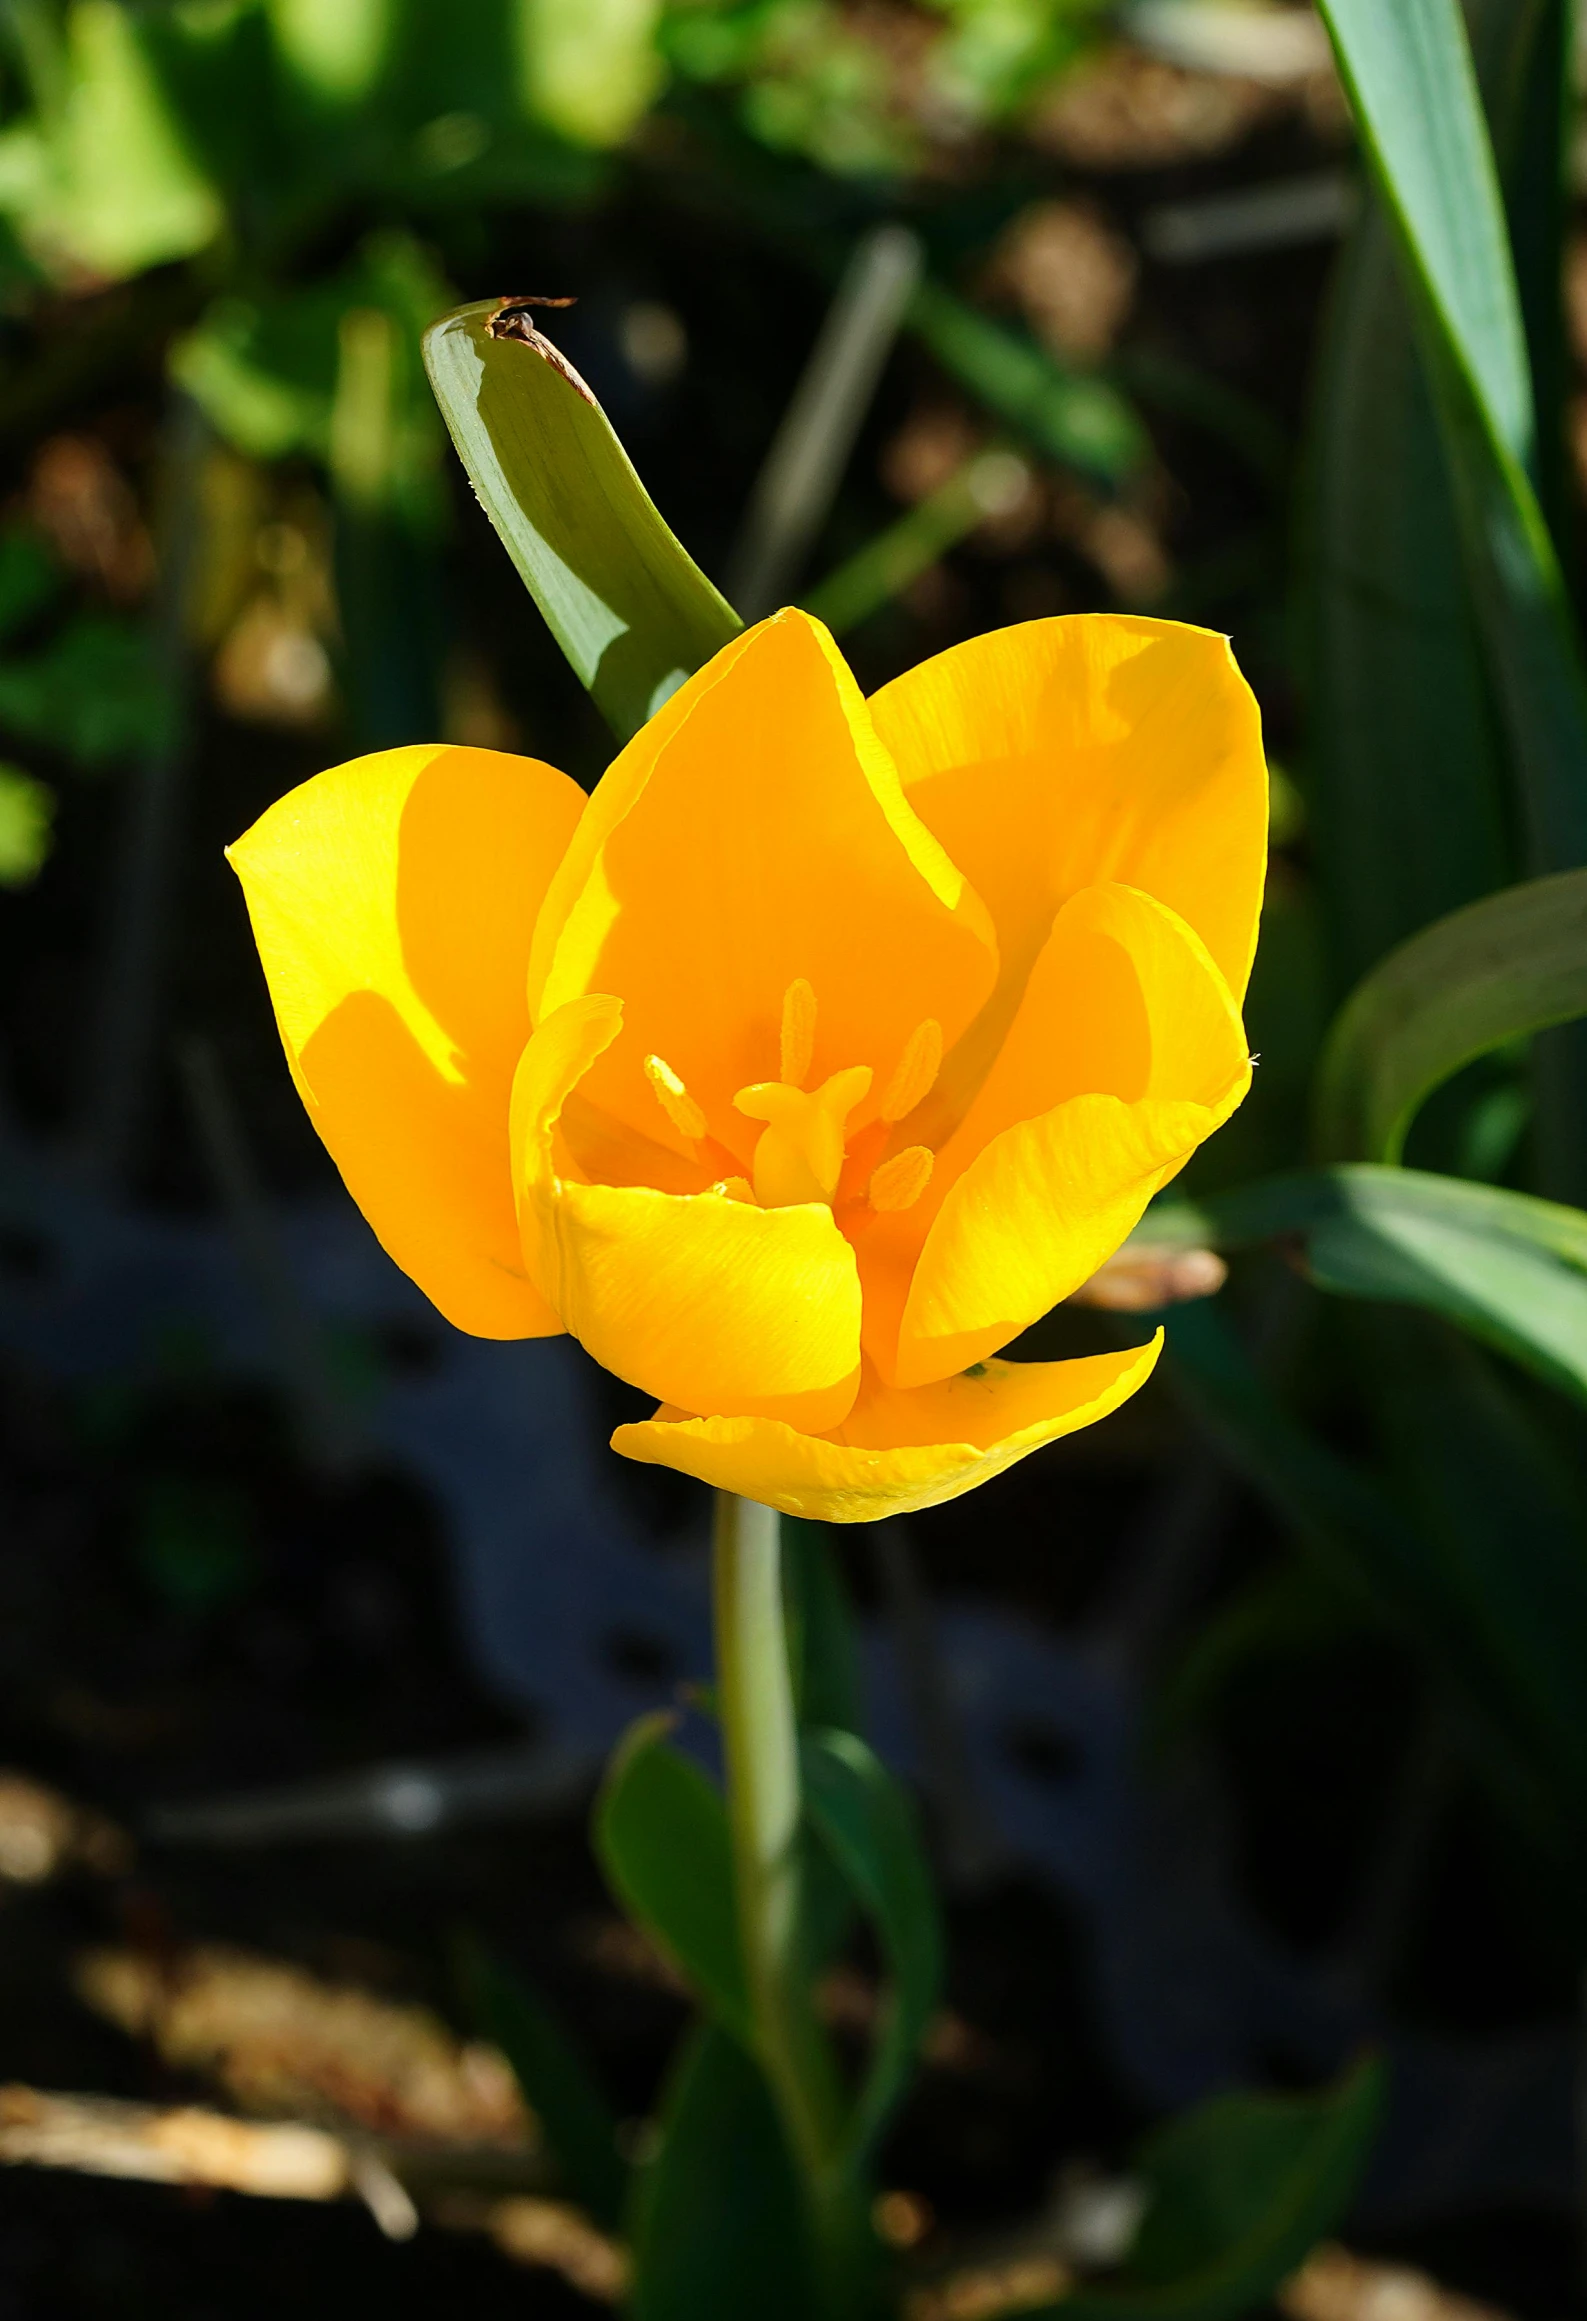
[629,2022,815,2321]
[906,280,1147,486]
[521,0,663,148]
[422,299,742,744]
[1315,867,1587,1160]
[1313,0,1587,876]
[1140,1165,1587,1408]
[0,615,173,766]
[801,1727,942,2169]
[0,528,60,645]
[0,762,52,888]
[1055,2057,1384,2321]
[1300,189,1511,986]
[593,1714,751,2047]
[455,1934,628,2230]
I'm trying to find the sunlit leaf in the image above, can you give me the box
[1141,1165,1587,1407]
[424,298,741,743]
[0,762,52,887]
[1314,0,1587,877]
[521,0,663,148]
[1315,867,1587,1161]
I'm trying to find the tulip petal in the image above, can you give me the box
[529,610,998,1161]
[512,998,863,1430]
[869,616,1268,1027]
[230,743,585,1339]
[611,1337,1162,1522]
[866,883,1252,1385]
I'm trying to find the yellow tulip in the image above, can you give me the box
[229,610,1265,1521]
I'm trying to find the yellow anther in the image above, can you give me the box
[644,1053,706,1143]
[709,1176,756,1204]
[735,1064,872,1208]
[779,977,817,1089]
[880,1019,942,1123]
[868,1145,934,1214]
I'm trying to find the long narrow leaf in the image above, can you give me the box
[1315,0,1587,875]
[1301,192,1511,985]
[1315,866,1587,1159]
[423,300,742,744]
[1140,1165,1587,1407]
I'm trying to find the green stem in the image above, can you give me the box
[712,1490,861,2308]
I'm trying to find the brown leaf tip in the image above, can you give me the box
[484,295,597,403]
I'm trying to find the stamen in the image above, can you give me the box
[709,1176,755,1203]
[779,977,817,1089]
[880,1019,942,1122]
[869,1145,934,1213]
[644,1052,706,1142]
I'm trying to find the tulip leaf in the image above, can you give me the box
[1140,1165,1587,1408]
[1313,0,1587,876]
[593,1715,752,2048]
[629,2022,815,2321]
[1300,187,1511,985]
[1315,867,1587,1160]
[1050,2057,1384,2321]
[455,1933,628,2229]
[800,1727,942,2171]
[423,299,742,744]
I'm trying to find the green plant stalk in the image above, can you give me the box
[711,1490,860,2312]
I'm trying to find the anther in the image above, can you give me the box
[880,1019,942,1123]
[644,1053,706,1142]
[869,1146,934,1213]
[780,978,817,1089]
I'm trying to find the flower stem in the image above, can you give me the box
[712,1489,862,2309]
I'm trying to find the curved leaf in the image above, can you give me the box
[801,1728,942,2171]
[1315,867,1587,1160]
[1052,2058,1384,2321]
[1140,1165,1587,1406]
[423,299,741,744]
[593,1715,751,2047]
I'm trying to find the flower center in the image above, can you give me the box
[647,981,946,1216]
[735,1064,874,1207]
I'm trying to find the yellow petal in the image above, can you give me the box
[611,1338,1162,1523]
[511,998,863,1429]
[869,615,1268,1021]
[865,883,1251,1386]
[229,742,584,1339]
[529,610,998,1161]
